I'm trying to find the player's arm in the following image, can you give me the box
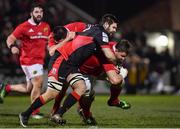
[106,70,123,85]
[6,34,19,54]
[48,31,75,56]
[101,47,116,64]
[102,61,128,85]
[48,39,69,56]
[106,68,128,85]
[94,30,117,64]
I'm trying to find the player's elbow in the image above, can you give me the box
[6,34,16,47]
[102,48,116,64]
[49,50,54,56]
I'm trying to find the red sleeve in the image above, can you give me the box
[97,45,119,73]
[46,23,51,36]
[12,24,24,39]
[64,22,86,32]
[48,32,55,48]
[103,63,116,72]
[101,44,111,48]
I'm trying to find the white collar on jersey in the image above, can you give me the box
[28,19,41,26]
[112,44,116,53]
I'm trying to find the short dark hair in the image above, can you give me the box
[115,39,132,55]
[100,13,119,26]
[30,2,44,12]
[53,26,67,41]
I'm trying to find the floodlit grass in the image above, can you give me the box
[0,95,180,128]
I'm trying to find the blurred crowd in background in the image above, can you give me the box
[0,0,180,95]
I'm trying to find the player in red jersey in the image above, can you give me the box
[0,3,51,119]
[18,14,119,127]
[47,22,86,56]
[48,22,131,125]
[50,36,131,125]
[78,40,131,125]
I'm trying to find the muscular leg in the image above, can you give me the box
[78,89,97,125]
[51,73,86,125]
[21,87,60,118]
[30,75,43,117]
[107,84,122,105]
[19,76,62,127]
[56,79,86,116]
[0,82,32,103]
[31,75,43,103]
[8,81,32,93]
[107,83,131,109]
[51,86,68,115]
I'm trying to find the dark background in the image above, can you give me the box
[68,0,157,22]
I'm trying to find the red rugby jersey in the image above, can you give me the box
[48,22,86,48]
[80,41,119,76]
[13,19,51,65]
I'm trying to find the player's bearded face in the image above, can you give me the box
[115,51,127,62]
[31,7,43,24]
[106,23,117,36]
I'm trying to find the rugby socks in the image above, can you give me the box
[57,91,81,116]
[51,87,67,115]
[22,95,45,117]
[79,96,93,118]
[5,84,11,93]
[79,99,92,118]
[108,86,122,105]
[32,108,40,115]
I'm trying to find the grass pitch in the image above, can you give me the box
[0,95,180,128]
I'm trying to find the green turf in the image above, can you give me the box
[0,95,180,128]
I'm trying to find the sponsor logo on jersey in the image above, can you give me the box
[102,32,109,42]
[44,27,49,32]
[28,28,34,33]
[38,32,42,35]
[83,24,92,32]
[30,35,48,39]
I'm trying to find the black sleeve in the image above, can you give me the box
[94,30,109,47]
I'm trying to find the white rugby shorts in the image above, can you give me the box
[21,64,44,81]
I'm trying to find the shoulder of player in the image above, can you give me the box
[41,21,50,26]
[16,21,29,28]
[92,25,108,34]
[109,41,117,45]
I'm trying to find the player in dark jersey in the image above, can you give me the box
[48,23,131,125]
[50,39,131,125]
[19,14,119,127]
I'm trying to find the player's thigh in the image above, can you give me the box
[21,64,44,82]
[67,73,86,95]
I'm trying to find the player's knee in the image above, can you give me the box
[69,74,87,95]
[81,89,95,104]
[81,84,87,93]
[75,84,86,96]
[43,88,59,101]
[32,76,43,86]
[26,87,32,92]
[84,89,95,97]
[26,83,33,92]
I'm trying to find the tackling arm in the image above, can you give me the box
[48,31,76,56]
[101,47,116,64]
